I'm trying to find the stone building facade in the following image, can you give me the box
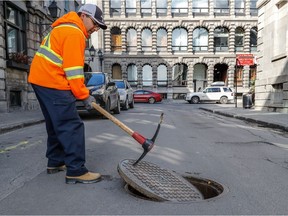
[0,0,81,113]
[256,0,288,113]
[98,0,258,99]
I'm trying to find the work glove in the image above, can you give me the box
[83,95,96,111]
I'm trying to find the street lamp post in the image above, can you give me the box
[87,45,96,72]
[98,49,103,71]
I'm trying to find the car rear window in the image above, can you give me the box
[223,87,232,92]
[85,73,105,86]
[115,81,125,89]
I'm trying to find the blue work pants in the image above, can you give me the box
[32,84,88,176]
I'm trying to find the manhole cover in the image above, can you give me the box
[117,159,204,202]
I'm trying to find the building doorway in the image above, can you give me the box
[214,63,228,84]
[193,63,207,92]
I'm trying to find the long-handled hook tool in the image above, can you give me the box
[91,102,163,166]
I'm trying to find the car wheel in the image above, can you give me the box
[113,99,121,114]
[129,98,134,108]
[220,96,228,104]
[148,97,156,104]
[123,98,129,110]
[191,96,200,104]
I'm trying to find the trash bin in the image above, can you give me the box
[242,94,253,109]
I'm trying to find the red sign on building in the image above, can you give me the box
[236,54,254,66]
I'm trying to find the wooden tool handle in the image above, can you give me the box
[91,102,134,136]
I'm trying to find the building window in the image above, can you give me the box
[127,64,137,86]
[127,28,137,52]
[171,0,188,16]
[110,0,121,16]
[214,27,229,52]
[193,27,208,52]
[141,0,151,15]
[10,90,21,107]
[192,0,209,14]
[157,65,168,86]
[111,27,122,52]
[143,65,152,86]
[235,27,244,51]
[172,28,188,51]
[112,63,122,79]
[4,2,28,65]
[157,28,167,52]
[250,0,258,16]
[172,63,188,86]
[156,0,167,15]
[142,28,152,52]
[250,27,257,52]
[235,0,245,15]
[126,0,136,15]
[214,0,230,14]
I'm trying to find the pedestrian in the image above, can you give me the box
[28,4,107,184]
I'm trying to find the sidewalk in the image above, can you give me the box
[0,109,44,134]
[0,101,288,134]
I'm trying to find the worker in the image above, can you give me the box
[28,4,107,184]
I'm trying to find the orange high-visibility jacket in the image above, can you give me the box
[29,12,89,100]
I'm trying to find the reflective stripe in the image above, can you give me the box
[36,46,63,65]
[64,67,84,80]
[37,23,85,69]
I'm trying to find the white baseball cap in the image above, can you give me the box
[78,4,107,30]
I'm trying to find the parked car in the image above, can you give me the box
[133,90,162,104]
[112,79,134,110]
[185,86,234,104]
[76,72,121,114]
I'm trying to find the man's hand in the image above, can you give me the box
[83,95,96,110]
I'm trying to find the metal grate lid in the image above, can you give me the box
[118,159,203,202]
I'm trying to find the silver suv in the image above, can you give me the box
[113,79,134,110]
[76,72,121,114]
[186,86,234,104]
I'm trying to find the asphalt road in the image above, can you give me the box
[0,102,288,215]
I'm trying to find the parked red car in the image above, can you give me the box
[133,90,163,104]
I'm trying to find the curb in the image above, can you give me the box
[200,107,288,132]
[0,119,45,135]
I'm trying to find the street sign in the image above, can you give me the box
[236,54,254,66]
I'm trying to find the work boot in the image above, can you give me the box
[47,165,66,174]
[65,172,102,184]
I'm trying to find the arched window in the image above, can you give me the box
[142,65,152,86]
[171,0,188,14]
[250,27,257,52]
[156,0,167,15]
[127,28,137,52]
[157,65,167,86]
[193,63,207,91]
[111,27,122,52]
[127,64,137,86]
[142,28,152,52]
[235,27,244,51]
[214,27,229,52]
[112,63,122,79]
[157,28,167,52]
[172,28,188,51]
[110,0,121,16]
[172,63,188,86]
[141,0,151,14]
[193,27,208,52]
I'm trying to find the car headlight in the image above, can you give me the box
[91,88,105,95]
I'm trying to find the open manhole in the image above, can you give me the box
[118,159,226,203]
